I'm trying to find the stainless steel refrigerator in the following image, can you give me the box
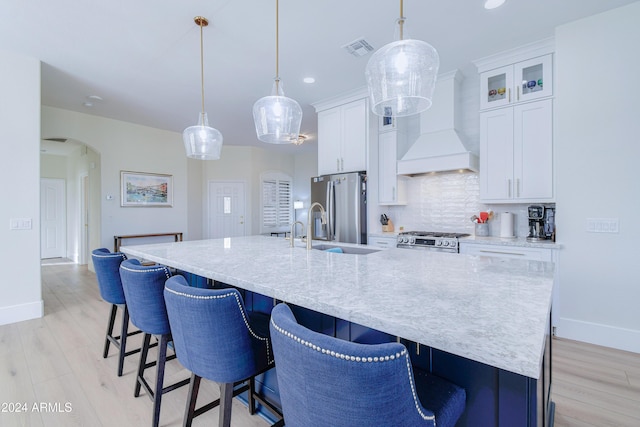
[310,171,367,244]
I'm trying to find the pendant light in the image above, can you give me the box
[365,0,439,117]
[183,16,223,160]
[252,0,303,144]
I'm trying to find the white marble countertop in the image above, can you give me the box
[121,235,554,379]
[460,235,560,249]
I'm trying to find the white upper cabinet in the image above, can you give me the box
[480,54,553,110]
[316,98,367,175]
[378,130,406,205]
[480,99,553,202]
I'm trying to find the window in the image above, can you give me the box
[261,173,292,231]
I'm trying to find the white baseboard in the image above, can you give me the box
[0,300,44,326]
[556,317,640,353]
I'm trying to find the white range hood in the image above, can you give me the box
[397,70,478,175]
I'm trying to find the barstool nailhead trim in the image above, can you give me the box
[271,317,435,422]
[120,265,171,280]
[165,287,273,363]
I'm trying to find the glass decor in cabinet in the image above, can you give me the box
[514,55,552,103]
[481,65,513,110]
[480,54,552,110]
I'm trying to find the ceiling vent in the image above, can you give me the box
[43,138,68,143]
[342,38,374,57]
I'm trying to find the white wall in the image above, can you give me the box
[42,107,190,253]
[292,151,318,229]
[555,2,640,352]
[0,49,42,324]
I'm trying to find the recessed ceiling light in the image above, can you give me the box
[484,0,506,9]
[303,77,315,84]
[86,95,103,101]
[83,102,93,108]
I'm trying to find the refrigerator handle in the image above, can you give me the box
[326,180,335,241]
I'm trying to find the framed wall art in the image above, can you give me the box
[120,171,173,207]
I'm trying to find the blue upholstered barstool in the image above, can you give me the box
[119,259,190,427]
[163,275,283,427]
[270,303,466,427]
[91,248,141,377]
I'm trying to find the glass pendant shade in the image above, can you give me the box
[253,81,303,144]
[365,14,439,118]
[183,112,223,160]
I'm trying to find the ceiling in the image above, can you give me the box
[1,0,637,156]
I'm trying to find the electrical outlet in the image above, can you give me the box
[586,218,619,233]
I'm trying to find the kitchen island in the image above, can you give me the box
[121,235,555,426]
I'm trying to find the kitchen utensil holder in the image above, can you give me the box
[475,223,489,237]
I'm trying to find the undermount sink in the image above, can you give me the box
[312,244,380,255]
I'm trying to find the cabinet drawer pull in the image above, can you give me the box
[479,250,525,256]
[517,86,520,101]
[508,88,511,103]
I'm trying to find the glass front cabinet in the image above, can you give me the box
[480,54,552,110]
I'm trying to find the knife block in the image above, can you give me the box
[382,219,394,232]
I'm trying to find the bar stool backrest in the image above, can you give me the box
[92,248,127,304]
[164,275,272,384]
[269,303,439,427]
[119,259,172,336]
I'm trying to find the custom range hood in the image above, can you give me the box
[397,70,478,175]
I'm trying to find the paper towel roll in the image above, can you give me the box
[500,212,515,238]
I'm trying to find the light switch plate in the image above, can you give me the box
[10,218,32,230]
[586,218,619,233]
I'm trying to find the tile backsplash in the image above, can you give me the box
[375,171,543,237]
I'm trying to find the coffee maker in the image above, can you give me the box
[527,205,545,241]
[527,205,556,241]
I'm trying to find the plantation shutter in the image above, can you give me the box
[262,177,292,228]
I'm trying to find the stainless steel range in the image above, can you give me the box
[396,231,470,253]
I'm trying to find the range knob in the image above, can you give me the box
[409,238,415,244]
[436,240,442,246]
[443,240,450,247]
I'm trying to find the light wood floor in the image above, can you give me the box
[1,260,638,427]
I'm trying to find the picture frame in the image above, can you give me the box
[120,171,173,207]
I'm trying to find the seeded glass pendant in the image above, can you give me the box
[183,112,223,160]
[253,0,302,144]
[365,0,439,117]
[183,16,223,160]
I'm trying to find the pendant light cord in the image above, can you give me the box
[275,0,280,93]
[199,20,206,115]
[399,0,405,40]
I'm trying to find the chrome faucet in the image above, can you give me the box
[290,221,305,247]
[306,202,326,250]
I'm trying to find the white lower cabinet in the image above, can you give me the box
[459,242,553,262]
[368,235,397,249]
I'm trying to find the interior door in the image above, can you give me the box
[40,178,66,259]
[208,181,246,239]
